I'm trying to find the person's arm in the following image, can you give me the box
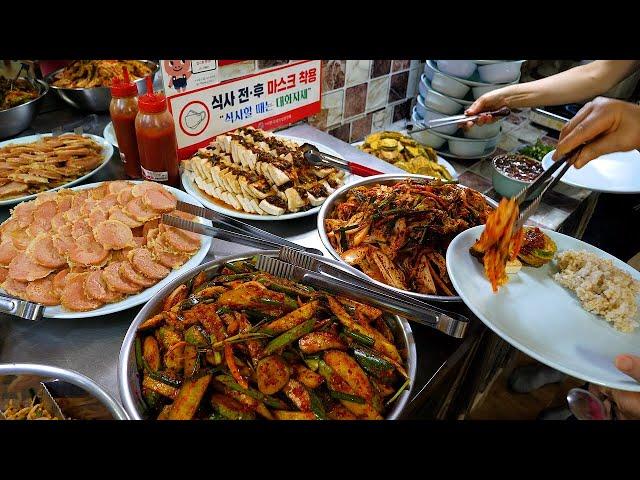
[465,60,640,122]
[552,97,640,168]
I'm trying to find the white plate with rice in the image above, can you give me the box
[447,225,640,391]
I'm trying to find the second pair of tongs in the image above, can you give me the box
[259,250,469,338]
[301,144,384,177]
[0,293,44,321]
[163,201,323,256]
[512,147,580,231]
[406,107,512,135]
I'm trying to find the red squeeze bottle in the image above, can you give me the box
[135,76,179,186]
[109,68,142,178]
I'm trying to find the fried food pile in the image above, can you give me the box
[185,127,346,215]
[0,134,106,200]
[0,77,39,110]
[325,179,491,296]
[359,131,451,180]
[51,60,153,88]
[0,181,201,312]
[135,258,409,420]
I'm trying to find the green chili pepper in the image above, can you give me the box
[309,390,327,420]
[284,295,298,310]
[262,319,315,356]
[147,371,182,388]
[223,262,244,273]
[329,390,366,404]
[216,306,232,315]
[215,374,288,409]
[258,297,283,306]
[344,329,375,347]
[135,336,144,372]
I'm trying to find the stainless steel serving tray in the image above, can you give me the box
[118,250,417,420]
[45,60,159,112]
[0,363,128,420]
[317,173,498,303]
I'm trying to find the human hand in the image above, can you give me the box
[462,87,511,129]
[589,354,640,420]
[552,97,640,168]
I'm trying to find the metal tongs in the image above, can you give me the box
[258,251,470,338]
[406,107,512,135]
[511,147,581,230]
[0,294,45,321]
[163,201,323,256]
[301,143,384,177]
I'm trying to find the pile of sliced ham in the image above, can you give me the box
[0,181,202,312]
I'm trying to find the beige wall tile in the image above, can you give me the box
[366,76,390,112]
[345,60,371,87]
[322,89,344,127]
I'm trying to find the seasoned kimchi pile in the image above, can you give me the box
[325,179,492,296]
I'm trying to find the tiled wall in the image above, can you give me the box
[308,60,425,143]
[214,60,424,143]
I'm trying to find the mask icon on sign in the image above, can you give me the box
[185,109,206,130]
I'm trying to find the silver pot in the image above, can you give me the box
[0,363,128,419]
[118,250,417,420]
[0,79,49,139]
[45,60,159,112]
[317,174,498,303]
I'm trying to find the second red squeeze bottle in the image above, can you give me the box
[135,76,179,186]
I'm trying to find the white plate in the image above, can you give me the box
[181,134,351,221]
[426,60,521,88]
[447,225,640,391]
[352,141,459,179]
[0,133,114,207]
[103,122,118,148]
[0,181,213,319]
[436,144,497,160]
[542,149,640,194]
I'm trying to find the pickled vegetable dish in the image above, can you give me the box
[134,258,410,420]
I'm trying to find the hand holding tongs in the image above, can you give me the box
[258,251,470,339]
[511,146,582,231]
[301,143,384,177]
[406,107,512,135]
[163,201,324,256]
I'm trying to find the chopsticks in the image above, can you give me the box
[174,201,323,256]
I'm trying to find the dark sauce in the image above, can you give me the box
[495,154,544,182]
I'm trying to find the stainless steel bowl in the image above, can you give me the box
[45,60,159,112]
[0,79,48,139]
[0,363,128,419]
[317,174,498,303]
[118,250,417,420]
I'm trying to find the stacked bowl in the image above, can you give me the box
[412,60,525,159]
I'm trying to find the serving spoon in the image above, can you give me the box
[566,388,611,420]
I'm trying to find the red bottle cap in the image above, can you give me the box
[110,67,138,97]
[138,76,167,113]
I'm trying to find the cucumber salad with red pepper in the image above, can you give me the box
[134,257,410,420]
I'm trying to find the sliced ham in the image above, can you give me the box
[56,193,73,212]
[52,234,75,257]
[108,206,143,228]
[71,218,92,239]
[50,211,69,232]
[68,233,109,267]
[12,201,36,228]
[3,277,28,298]
[88,183,108,200]
[25,274,60,306]
[129,248,170,280]
[125,197,159,222]
[87,207,109,228]
[165,209,197,222]
[93,220,133,250]
[80,198,98,216]
[131,181,165,198]
[26,222,47,238]
[60,273,104,312]
[117,188,134,206]
[107,180,132,195]
[102,262,142,294]
[10,228,31,250]
[52,268,69,296]
[28,234,67,269]
[8,252,55,282]
[0,238,20,267]
[119,260,157,287]
[153,247,188,270]
[98,194,119,212]
[159,224,200,253]
[142,218,159,240]
[142,187,177,213]
[32,200,57,230]
[84,269,122,303]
